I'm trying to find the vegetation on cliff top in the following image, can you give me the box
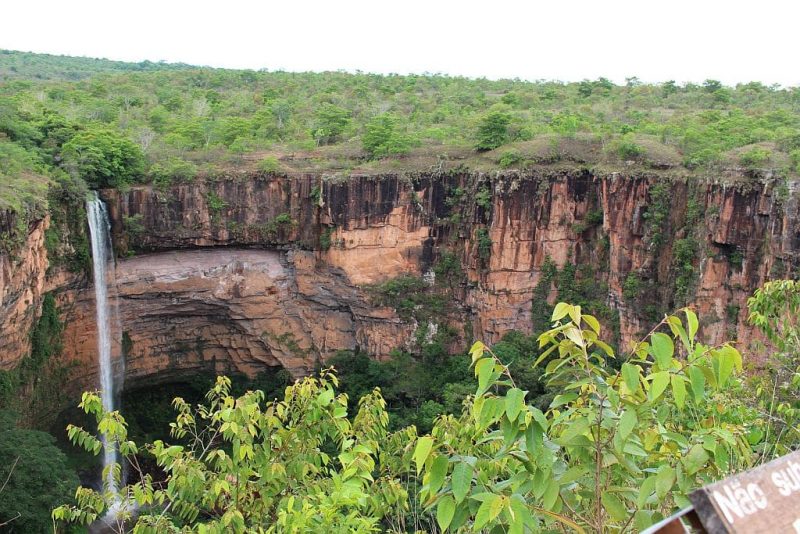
[2,49,798,250]
[1,50,799,194]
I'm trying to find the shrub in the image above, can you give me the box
[623,272,642,301]
[475,110,511,151]
[257,156,280,173]
[790,149,800,173]
[739,147,772,169]
[312,103,351,145]
[148,157,197,188]
[498,149,522,168]
[206,191,227,215]
[475,186,492,210]
[616,135,645,160]
[319,226,334,250]
[0,412,79,533]
[476,227,492,262]
[362,114,413,159]
[61,127,144,188]
[54,303,755,533]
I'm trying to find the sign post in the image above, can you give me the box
[689,449,800,533]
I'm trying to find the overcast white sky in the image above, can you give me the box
[2,0,797,86]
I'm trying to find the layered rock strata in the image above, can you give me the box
[2,170,798,389]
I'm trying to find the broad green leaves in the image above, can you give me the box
[648,371,670,401]
[671,375,687,409]
[451,462,473,504]
[650,332,674,369]
[414,436,434,474]
[437,495,456,531]
[505,388,526,421]
[622,362,641,393]
[420,302,753,533]
[619,409,638,440]
[55,301,756,534]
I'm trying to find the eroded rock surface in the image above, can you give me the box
[59,249,411,391]
[2,171,799,388]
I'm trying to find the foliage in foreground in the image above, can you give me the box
[0,411,79,533]
[53,304,758,533]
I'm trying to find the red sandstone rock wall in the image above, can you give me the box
[2,171,797,389]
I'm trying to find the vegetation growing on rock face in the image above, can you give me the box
[0,292,74,425]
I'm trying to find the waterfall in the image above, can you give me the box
[86,192,121,504]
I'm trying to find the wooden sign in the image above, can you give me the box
[689,449,800,533]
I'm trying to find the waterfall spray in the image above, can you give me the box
[86,191,121,512]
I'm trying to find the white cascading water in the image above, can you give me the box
[86,192,121,512]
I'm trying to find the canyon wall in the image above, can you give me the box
[2,169,798,394]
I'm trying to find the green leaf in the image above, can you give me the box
[428,455,449,495]
[414,437,433,474]
[583,314,601,334]
[650,332,674,369]
[637,476,656,507]
[474,494,504,530]
[671,375,687,410]
[683,444,710,475]
[655,465,675,499]
[634,510,654,532]
[618,409,637,440]
[559,466,590,485]
[552,302,570,322]
[601,492,628,522]
[686,308,699,339]
[551,392,578,409]
[565,326,585,347]
[542,479,560,510]
[594,339,615,358]
[621,363,640,393]
[476,358,494,391]
[317,388,334,406]
[568,304,582,324]
[469,341,486,364]
[436,495,456,531]
[712,349,735,388]
[688,365,705,400]
[505,388,526,421]
[648,371,670,401]
[451,462,472,503]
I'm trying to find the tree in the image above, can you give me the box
[53,373,410,532]
[0,411,79,533]
[662,80,679,97]
[61,127,145,188]
[703,79,723,93]
[475,110,511,151]
[416,305,752,532]
[748,280,800,457]
[362,114,412,159]
[54,303,758,533]
[312,103,351,145]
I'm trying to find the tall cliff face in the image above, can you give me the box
[102,171,800,353]
[0,216,50,367]
[2,170,798,394]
